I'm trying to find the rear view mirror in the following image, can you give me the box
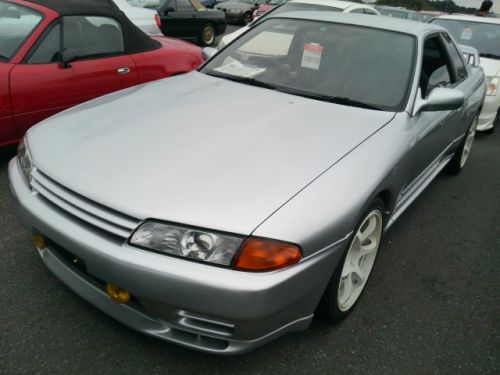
[60,48,78,68]
[413,87,464,115]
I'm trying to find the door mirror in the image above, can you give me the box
[459,44,480,67]
[60,48,78,68]
[413,87,464,115]
[202,47,217,61]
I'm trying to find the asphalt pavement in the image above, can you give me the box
[0,31,499,372]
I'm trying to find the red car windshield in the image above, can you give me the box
[0,1,43,62]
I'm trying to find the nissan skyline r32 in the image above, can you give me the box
[9,12,486,354]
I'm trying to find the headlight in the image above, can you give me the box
[129,221,244,266]
[487,76,498,96]
[17,137,34,186]
[129,221,302,270]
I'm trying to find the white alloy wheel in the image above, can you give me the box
[337,209,383,312]
[460,116,477,168]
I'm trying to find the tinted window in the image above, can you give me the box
[202,19,416,111]
[176,0,195,11]
[0,1,43,61]
[28,23,60,64]
[351,9,365,14]
[420,36,452,97]
[431,18,500,58]
[63,16,124,60]
[442,33,467,81]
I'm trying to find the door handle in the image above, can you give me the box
[117,67,130,74]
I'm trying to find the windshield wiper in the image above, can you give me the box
[479,53,500,60]
[206,71,278,91]
[290,91,382,110]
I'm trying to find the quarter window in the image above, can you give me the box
[420,36,453,97]
[63,16,124,60]
[27,23,61,64]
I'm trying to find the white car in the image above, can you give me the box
[218,0,380,48]
[126,0,160,8]
[432,15,500,132]
[113,0,161,35]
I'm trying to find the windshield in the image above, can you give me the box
[0,1,43,62]
[432,19,500,58]
[202,19,415,111]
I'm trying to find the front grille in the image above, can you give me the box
[31,169,140,238]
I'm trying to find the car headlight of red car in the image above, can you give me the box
[17,137,34,187]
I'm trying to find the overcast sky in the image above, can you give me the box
[453,0,500,12]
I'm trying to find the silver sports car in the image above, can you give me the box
[9,12,486,354]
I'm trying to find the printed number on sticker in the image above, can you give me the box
[301,43,324,70]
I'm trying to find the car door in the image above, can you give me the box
[9,15,137,137]
[405,34,462,187]
[160,0,198,38]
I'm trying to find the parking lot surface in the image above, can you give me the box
[1,122,499,374]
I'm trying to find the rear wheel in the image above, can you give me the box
[199,24,216,46]
[317,199,384,322]
[446,115,478,174]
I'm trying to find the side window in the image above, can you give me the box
[350,8,365,14]
[27,23,61,64]
[176,0,195,11]
[420,35,452,98]
[441,33,467,82]
[364,9,378,15]
[63,16,124,60]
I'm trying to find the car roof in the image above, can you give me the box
[289,0,371,10]
[25,0,119,15]
[435,14,500,25]
[271,10,443,36]
[23,0,161,55]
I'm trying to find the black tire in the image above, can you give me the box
[243,12,252,25]
[199,24,216,46]
[446,114,478,174]
[316,198,385,323]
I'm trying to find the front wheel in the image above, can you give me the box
[316,199,384,322]
[199,24,216,46]
[446,115,478,174]
[243,12,252,25]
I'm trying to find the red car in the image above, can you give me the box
[0,0,203,147]
[252,0,287,20]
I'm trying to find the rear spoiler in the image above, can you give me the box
[459,45,480,67]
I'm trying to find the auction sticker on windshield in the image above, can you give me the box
[301,43,324,70]
[461,27,473,40]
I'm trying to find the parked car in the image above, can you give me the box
[376,5,421,21]
[431,15,500,132]
[215,0,260,24]
[10,11,486,354]
[156,0,226,46]
[0,0,203,148]
[253,0,288,19]
[200,0,217,8]
[113,0,161,34]
[219,0,380,48]
[418,10,445,23]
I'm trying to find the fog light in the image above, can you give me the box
[33,233,45,249]
[106,283,130,304]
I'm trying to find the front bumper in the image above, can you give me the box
[477,94,499,131]
[8,159,346,354]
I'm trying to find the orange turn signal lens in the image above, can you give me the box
[235,238,302,271]
[33,233,46,250]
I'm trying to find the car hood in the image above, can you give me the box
[216,2,253,10]
[27,71,395,235]
[480,56,500,77]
